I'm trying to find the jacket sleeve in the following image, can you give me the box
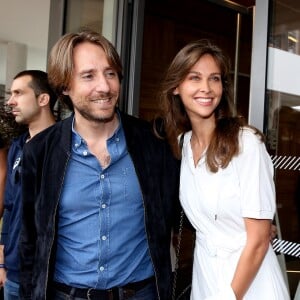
[163,138,181,232]
[19,142,38,299]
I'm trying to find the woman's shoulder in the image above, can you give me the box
[238,126,266,156]
[239,126,263,143]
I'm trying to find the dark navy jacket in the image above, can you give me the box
[19,112,180,300]
[1,132,29,283]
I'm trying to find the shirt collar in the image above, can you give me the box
[71,113,122,147]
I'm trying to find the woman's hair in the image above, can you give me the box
[157,39,262,172]
[47,29,123,110]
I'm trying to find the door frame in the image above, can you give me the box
[248,0,269,132]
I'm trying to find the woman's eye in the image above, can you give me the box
[189,75,200,81]
[211,76,221,81]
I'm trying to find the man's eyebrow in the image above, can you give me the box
[8,89,21,94]
[78,66,116,75]
[78,68,95,75]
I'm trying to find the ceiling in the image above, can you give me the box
[275,1,300,30]
[220,1,300,34]
[232,0,255,7]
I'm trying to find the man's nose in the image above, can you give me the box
[6,95,15,106]
[95,76,110,93]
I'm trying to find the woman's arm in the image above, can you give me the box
[231,218,271,300]
[229,130,276,299]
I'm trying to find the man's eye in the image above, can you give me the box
[12,91,21,97]
[82,74,93,80]
[105,71,117,78]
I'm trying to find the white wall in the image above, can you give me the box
[0,0,51,87]
[267,47,300,96]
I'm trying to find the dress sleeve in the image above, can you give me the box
[235,128,275,219]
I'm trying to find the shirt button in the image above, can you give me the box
[101,204,106,209]
[99,266,105,271]
[116,137,120,142]
[83,150,88,156]
[74,143,79,147]
[100,174,105,179]
[102,236,107,241]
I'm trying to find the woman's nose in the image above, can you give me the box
[199,79,211,92]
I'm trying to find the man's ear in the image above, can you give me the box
[38,93,50,107]
[62,90,69,95]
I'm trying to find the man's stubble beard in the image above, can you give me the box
[76,106,116,124]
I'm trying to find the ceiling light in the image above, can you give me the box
[288,35,298,43]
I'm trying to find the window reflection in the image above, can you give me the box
[63,0,117,43]
[64,0,104,34]
[267,1,300,297]
[269,1,300,55]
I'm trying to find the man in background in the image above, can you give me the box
[0,70,56,299]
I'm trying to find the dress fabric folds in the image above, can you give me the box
[180,129,290,300]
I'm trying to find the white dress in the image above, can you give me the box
[180,129,290,300]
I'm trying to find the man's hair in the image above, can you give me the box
[14,70,57,112]
[48,29,123,110]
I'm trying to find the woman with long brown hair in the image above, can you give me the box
[158,40,289,299]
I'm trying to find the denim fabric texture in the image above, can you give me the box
[4,279,19,300]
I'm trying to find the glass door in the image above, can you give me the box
[266,1,300,297]
[139,0,254,121]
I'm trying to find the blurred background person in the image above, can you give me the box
[0,70,56,300]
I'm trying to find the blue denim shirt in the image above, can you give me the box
[53,116,154,289]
